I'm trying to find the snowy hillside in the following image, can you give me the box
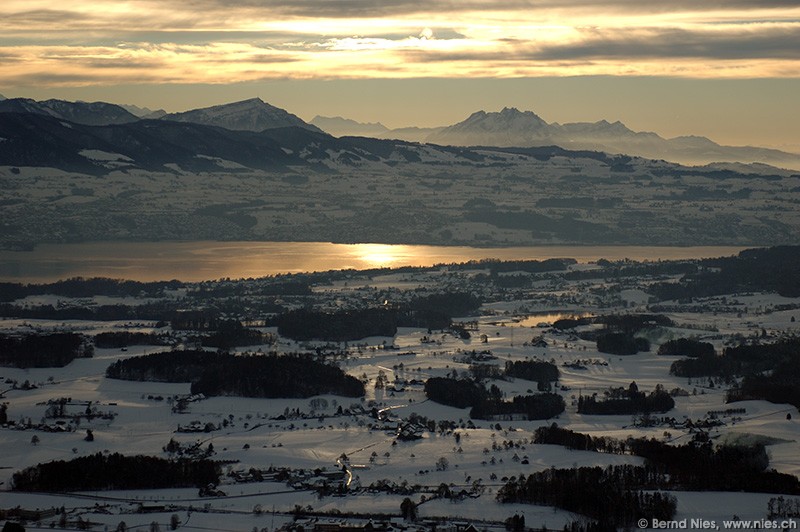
[0,123,798,250]
[162,98,323,133]
[0,98,139,126]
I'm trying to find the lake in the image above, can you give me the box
[0,241,748,283]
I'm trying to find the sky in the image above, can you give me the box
[1,0,799,149]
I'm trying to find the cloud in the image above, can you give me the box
[532,25,800,60]
[126,0,800,20]
[1,0,799,87]
[1,9,87,25]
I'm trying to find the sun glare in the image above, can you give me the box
[354,243,411,268]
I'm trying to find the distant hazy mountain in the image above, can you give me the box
[428,108,549,146]
[142,109,168,119]
[5,109,794,181]
[120,103,166,118]
[162,98,322,133]
[0,93,6,100]
[311,116,389,137]
[0,97,139,126]
[3,95,798,171]
[379,126,446,142]
[427,107,800,169]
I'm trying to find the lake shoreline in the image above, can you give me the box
[0,240,749,284]
[0,237,761,253]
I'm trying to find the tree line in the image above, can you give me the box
[276,308,398,341]
[200,320,275,349]
[106,350,365,398]
[497,465,677,529]
[424,377,486,409]
[648,245,800,301]
[0,301,176,322]
[504,360,560,383]
[596,332,650,355]
[551,314,672,356]
[423,377,565,420]
[0,277,182,302]
[470,393,565,420]
[12,453,219,492]
[727,351,800,409]
[0,332,92,368]
[275,292,482,341]
[657,338,715,358]
[554,314,672,333]
[577,383,675,415]
[671,338,800,380]
[534,423,800,493]
[498,431,800,528]
[94,331,170,348]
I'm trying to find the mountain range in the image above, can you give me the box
[0,103,651,177]
[0,96,320,132]
[2,95,799,250]
[0,111,326,175]
[0,96,798,171]
[0,97,139,126]
[163,98,322,133]
[119,103,166,119]
[314,107,799,169]
[310,115,390,137]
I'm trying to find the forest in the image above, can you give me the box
[496,465,677,528]
[105,350,365,398]
[275,292,481,341]
[595,332,650,355]
[671,338,800,380]
[0,277,182,302]
[423,378,565,419]
[727,354,800,409]
[649,245,800,300]
[577,384,675,415]
[93,331,169,348]
[657,338,715,358]
[190,353,364,398]
[200,320,275,349]
[0,332,92,368]
[276,308,398,341]
[424,377,486,409]
[12,453,219,492]
[534,424,800,493]
[469,393,566,420]
[504,360,560,383]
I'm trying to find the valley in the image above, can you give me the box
[2,248,800,530]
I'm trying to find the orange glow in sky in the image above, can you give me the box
[1,1,799,148]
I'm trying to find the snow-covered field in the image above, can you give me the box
[1,145,799,251]
[2,263,800,530]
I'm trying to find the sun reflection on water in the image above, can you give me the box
[0,241,748,283]
[353,243,413,268]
